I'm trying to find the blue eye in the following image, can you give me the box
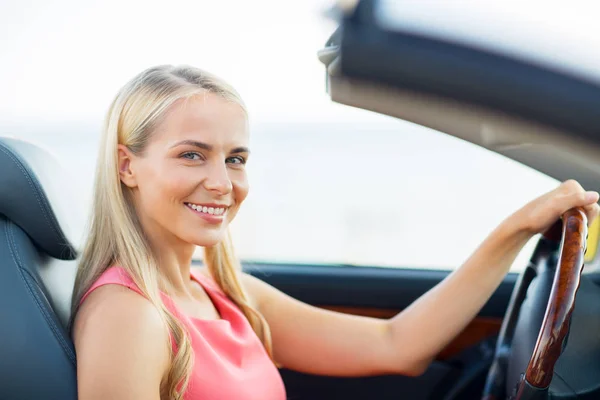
[181,152,201,160]
[227,156,247,165]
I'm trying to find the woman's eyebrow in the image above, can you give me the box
[170,139,212,151]
[170,140,249,155]
[230,147,250,155]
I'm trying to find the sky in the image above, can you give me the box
[0,0,341,125]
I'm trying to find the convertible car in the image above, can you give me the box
[1,0,599,399]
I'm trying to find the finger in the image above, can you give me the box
[583,202,600,225]
[555,191,598,220]
[585,191,600,204]
[566,190,598,207]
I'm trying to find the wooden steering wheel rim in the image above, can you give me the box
[521,207,588,390]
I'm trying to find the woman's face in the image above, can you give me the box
[119,93,249,249]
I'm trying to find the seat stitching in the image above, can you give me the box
[0,143,71,255]
[5,222,76,364]
[7,223,76,363]
[22,268,77,363]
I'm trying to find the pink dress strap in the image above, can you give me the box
[79,266,143,305]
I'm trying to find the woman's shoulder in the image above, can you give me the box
[72,280,170,397]
[79,266,139,302]
[74,280,167,339]
[73,266,169,347]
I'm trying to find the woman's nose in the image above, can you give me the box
[203,162,233,194]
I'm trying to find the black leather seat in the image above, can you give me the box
[0,137,81,399]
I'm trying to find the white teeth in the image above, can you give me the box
[187,203,226,216]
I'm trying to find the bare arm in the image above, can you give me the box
[385,220,530,374]
[243,180,599,377]
[73,285,170,400]
[243,221,527,377]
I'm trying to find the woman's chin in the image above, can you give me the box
[188,233,225,248]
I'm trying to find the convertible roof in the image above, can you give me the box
[320,0,600,192]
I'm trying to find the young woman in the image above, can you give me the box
[71,65,600,400]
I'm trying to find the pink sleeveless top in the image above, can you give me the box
[80,266,286,400]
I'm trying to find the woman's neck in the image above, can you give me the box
[143,228,197,297]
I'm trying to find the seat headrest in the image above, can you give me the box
[0,137,83,260]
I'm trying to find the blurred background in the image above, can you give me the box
[0,0,559,271]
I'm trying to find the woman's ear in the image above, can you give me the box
[118,144,137,188]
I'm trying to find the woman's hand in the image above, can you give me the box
[511,179,600,236]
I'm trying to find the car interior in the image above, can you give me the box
[0,134,518,400]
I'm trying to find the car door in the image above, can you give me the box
[244,264,514,400]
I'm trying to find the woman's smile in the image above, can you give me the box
[184,202,228,224]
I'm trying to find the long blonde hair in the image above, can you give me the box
[70,65,273,400]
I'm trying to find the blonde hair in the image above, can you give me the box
[70,65,273,399]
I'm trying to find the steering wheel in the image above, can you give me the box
[481,208,588,400]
